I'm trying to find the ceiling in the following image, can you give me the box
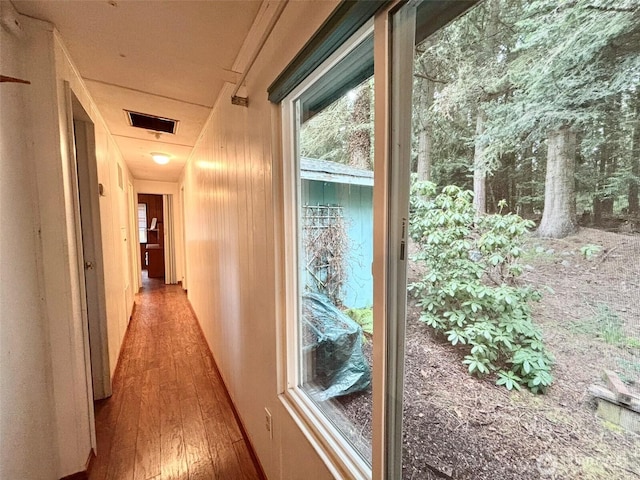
[13,0,264,182]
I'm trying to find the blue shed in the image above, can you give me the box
[300,158,373,309]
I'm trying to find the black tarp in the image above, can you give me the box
[302,293,371,401]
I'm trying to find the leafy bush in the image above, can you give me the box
[579,244,601,260]
[409,181,554,393]
[344,307,373,336]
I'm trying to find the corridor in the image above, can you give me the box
[90,277,263,480]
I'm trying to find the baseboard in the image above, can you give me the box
[86,449,96,475]
[59,472,87,480]
[130,301,137,321]
[187,301,267,480]
[59,450,94,480]
[112,301,137,385]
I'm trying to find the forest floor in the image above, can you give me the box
[337,227,640,479]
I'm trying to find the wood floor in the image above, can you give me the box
[89,275,263,480]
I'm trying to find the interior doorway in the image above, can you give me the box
[138,193,165,280]
[67,86,111,403]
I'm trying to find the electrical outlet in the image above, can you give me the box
[264,407,272,440]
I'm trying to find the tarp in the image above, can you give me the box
[302,293,371,401]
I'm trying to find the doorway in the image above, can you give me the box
[68,86,111,403]
[138,193,165,280]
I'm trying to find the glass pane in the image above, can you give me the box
[295,60,374,462]
[401,1,640,479]
[138,203,147,244]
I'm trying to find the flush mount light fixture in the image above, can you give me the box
[151,153,170,165]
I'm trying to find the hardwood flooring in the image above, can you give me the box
[90,275,263,480]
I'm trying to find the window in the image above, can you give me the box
[281,2,640,479]
[138,203,147,244]
[278,4,484,477]
[396,1,640,478]
[281,24,374,477]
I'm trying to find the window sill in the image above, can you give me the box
[279,389,371,480]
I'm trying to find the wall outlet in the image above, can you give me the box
[264,407,272,440]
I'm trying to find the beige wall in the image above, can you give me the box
[0,6,137,477]
[181,2,340,478]
[0,6,59,479]
[2,0,355,477]
[54,31,137,381]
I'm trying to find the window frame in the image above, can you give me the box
[277,2,479,478]
[138,202,148,244]
[279,21,376,480]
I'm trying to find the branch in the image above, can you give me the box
[414,72,448,85]
[585,5,637,13]
[595,245,618,267]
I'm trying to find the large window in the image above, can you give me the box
[397,1,640,478]
[282,24,375,476]
[281,1,639,478]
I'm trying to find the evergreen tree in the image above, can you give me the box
[483,0,640,236]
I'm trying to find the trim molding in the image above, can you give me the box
[86,449,95,475]
[186,301,268,480]
[59,450,94,480]
[267,0,388,103]
[59,473,87,480]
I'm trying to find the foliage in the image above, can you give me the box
[579,244,601,259]
[300,97,351,162]
[616,357,640,384]
[302,205,349,306]
[344,307,373,336]
[571,303,640,349]
[300,80,374,169]
[410,0,640,218]
[409,181,554,392]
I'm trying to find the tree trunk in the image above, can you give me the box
[519,151,535,216]
[602,119,616,217]
[593,154,607,225]
[629,95,640,215]
[347,84,372,170]
[473,110,487,214]
[538,128,577,238]
[416,78,434,181]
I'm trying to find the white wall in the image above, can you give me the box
[0,5,137,477]
[181,2,340,478]
[0,5,58,479]
[53,32,138,380]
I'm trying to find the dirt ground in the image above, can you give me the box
[337,228,640,479]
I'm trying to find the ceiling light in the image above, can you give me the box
[151,153,170,165]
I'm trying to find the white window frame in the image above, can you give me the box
[138,203,148,244]
[278,2,418,477]
[279,21,376,480]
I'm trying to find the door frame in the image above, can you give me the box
[65,83,111,409]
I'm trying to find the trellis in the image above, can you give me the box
[302,205,348,306]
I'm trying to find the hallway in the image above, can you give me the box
[90,277,263,480]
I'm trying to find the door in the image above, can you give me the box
[69,90,111,402]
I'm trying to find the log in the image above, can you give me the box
[603,369,634,405]
[589,385,640,414]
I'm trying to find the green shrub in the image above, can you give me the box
[580,244,601,260]
[409,181,554,393]
[344,307,373,336]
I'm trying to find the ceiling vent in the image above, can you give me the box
[125,110,178,134]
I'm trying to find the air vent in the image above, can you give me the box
[125,110,178,134]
